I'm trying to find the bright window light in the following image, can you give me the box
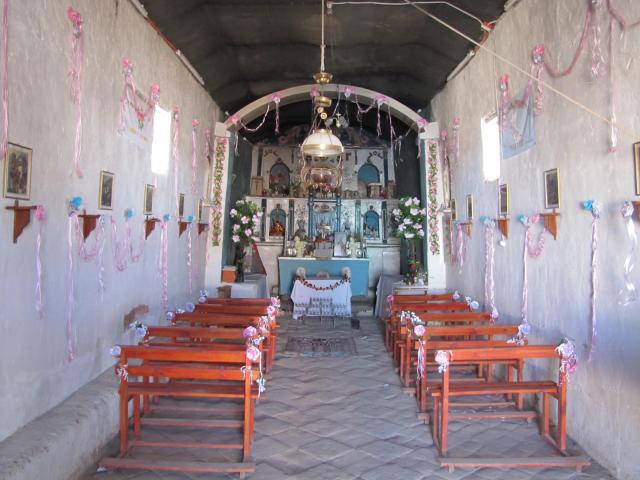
[151,106,171,175]
[481,114,501,182]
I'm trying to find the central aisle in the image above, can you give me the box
[250,316,434,479]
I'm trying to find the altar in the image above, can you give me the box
[278,257,369,296]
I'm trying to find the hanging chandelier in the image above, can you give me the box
[300,0,344,160]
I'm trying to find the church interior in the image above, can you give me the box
[0,1,638,479]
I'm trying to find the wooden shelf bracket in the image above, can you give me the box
[540,210,560,240]
[78,210,101,240]
[198,223,209,236]
[497,217,509,239]
[5,200,37,243]
[144,217,159,239]
[178,220,190,237]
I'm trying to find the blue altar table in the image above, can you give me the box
[278,257,370,297]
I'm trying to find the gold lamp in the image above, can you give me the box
[300,0,344,161]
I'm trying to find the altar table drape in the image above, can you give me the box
[291,278,352,319]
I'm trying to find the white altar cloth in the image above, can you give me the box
[291,278,352,319]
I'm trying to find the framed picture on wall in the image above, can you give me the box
[499,183,509,216]
[143,184,154,215]
[3,143,32,200]
[98,171,114,210]
[451,198,457,221]
[466,194,474,220]
[543,168,560,209]
[177,193,185,218]
[197,199,204,222]
[634,142,640,195]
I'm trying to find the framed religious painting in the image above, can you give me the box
[177,193,185,218]
[499,183,509,216]
[3,143,32,200]
[466,194,474,220]
[450,198,457,221]
[543,168,560,209]
[143,184,154,215]
[98,171,114,210]
[634,142,640,195]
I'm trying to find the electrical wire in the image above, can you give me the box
[399,0,638,141]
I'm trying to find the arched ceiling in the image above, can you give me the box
[142,0,507,113]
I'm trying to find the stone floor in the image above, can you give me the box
[87,315,615,480]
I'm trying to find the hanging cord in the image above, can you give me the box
[399,0,637,141]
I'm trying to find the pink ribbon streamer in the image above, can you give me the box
[66,215,77,361]
[520,215,546,324]
[128,220,145,264]
[456,222,465,274]
[608,17,617,152]
[35,206,45,319]
[618,202,637,305]
[590,2,606,78]
[67,7,84,178]
[191,119,199,194]
[0,0,8,163]
[271,93,281,134]
[187,223,193,296]
[97,218,106,300]
[159,220,169,310]
[171,107,180,203]
[117,58,159,134]
[416,340,426,380]
[110,217,129,272]
[483,219,498,321]
[583,201,601,361]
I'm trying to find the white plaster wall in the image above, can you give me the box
[431,1,640,478]
[0,0,221,442]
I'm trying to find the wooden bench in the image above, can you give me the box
[432,345,571,457]
[100,345,260,476]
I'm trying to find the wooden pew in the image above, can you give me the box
[173,312,277,371]
[432,345,570,457]
[386,301,471,352]
[392,310,489,367]
[400,323,519,389]
[205,298,273,306]
[100,345,260,476]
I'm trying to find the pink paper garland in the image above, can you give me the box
[117,57,159,134]
[67,7,84,178]
[191,119,199,194]
[0,0,8,163]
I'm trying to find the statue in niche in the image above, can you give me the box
[363,205,380,239]
[269,160,290,196]
[269,204,286,237]
[356,161,380,198]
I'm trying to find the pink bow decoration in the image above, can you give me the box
[271,92,281,104]
[344,86,353,98]
[310,87,320,98]
[413,324,426,337]
[243,326,257,338]
[246,346,261,362]
[435,350,452,373]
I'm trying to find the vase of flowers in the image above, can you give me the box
[392,197,426,285]
[229,199,262,283]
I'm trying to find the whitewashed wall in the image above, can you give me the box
[0,0,221,441]
[431,1,640,479]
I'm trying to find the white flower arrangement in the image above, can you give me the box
[393,197,426,242]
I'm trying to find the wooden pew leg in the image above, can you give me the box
[133,396,141,437]
[540,392,550,437]
[506,366,513,402]
[557,383,568,453]
[119,389,129,456]
[516,359,525,410]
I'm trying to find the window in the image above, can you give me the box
[151,106,171,175]
[481,114,501,182]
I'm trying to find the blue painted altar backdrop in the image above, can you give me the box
[278,257,369,297]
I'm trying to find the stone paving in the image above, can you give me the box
[87,315,615,480]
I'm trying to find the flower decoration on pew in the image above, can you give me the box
[266,307,278,326]
[300,278,349,291]
[385,294,394,317]
[243,326,258,338]
[452,290,460,301]
[258,315,271,335]
[176,308,185,314]
[129,321,148,343]
[109,345,121,357]
[165,310,176,323]
[556,338,578,382]
[508,323,532,346]
[270,296,281,310]
[435,350,452,373]
[116,364,129,381]
[198,289,209,304]
[185,302,195,313]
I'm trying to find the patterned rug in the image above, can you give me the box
[282,336,358,357]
